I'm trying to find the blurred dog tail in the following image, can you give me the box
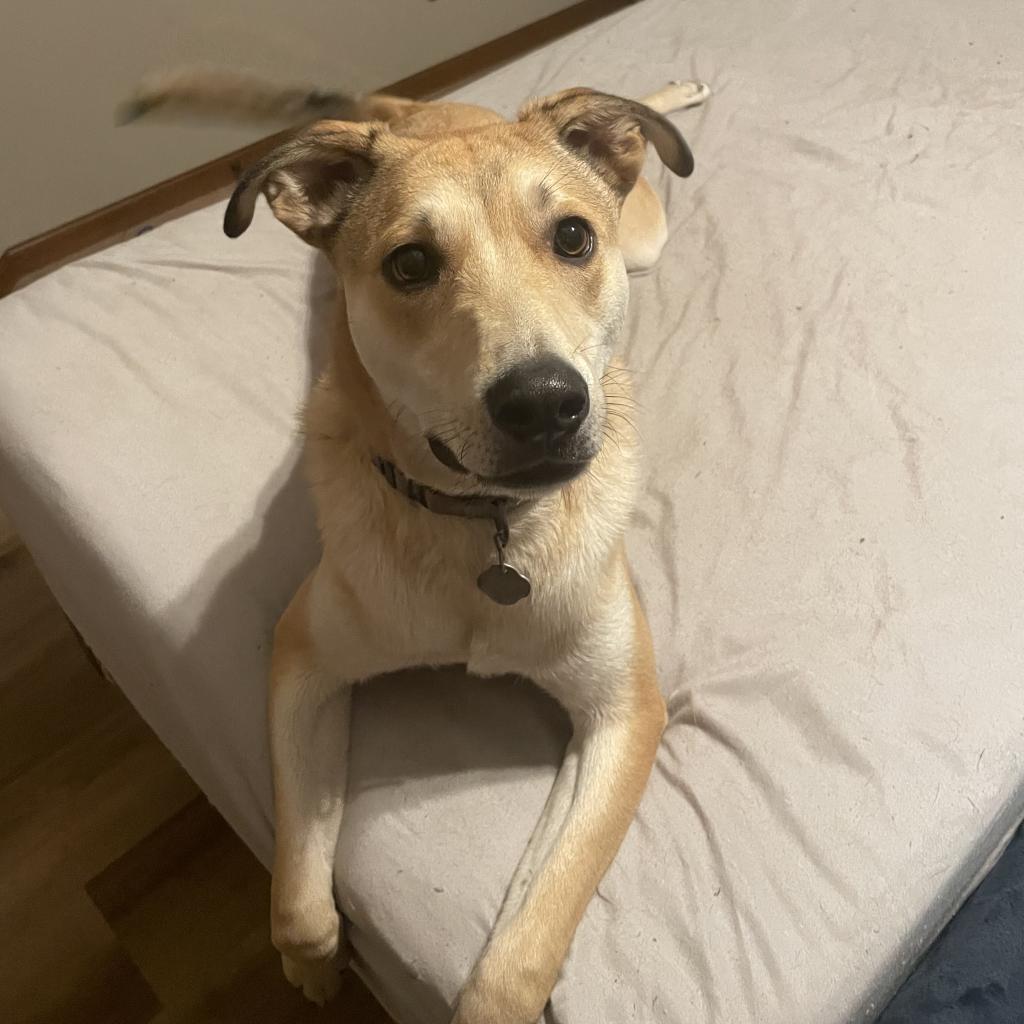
[117,68,361,125]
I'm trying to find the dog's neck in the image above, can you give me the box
[369,452,535,604]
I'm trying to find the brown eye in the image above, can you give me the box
[552,217,594,261]
[384,244,439,289]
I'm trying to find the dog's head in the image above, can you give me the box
[226,88,692,492]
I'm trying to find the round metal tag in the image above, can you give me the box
[477,563,532,605]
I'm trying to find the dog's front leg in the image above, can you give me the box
[452,580,666,1024]
[268,571,357,1005]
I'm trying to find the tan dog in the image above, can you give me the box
[127,71,708,1022]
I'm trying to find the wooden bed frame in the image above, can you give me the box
[0,0,635,299]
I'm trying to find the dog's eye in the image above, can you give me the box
[384,244,439,289]
[552,217,594,261]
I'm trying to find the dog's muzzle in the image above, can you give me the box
[485,355,590,444]
[427,356,596,488]
[480,356,593,487]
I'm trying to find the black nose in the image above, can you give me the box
[486,357,590,443]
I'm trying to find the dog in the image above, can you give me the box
[125,69,709,1022]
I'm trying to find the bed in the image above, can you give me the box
[1,0,1022,1020]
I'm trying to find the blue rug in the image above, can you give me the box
[876,823,1024,1023]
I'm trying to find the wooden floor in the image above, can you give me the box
[0,529,395,1024]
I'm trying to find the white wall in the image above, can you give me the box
[0,0,574,252]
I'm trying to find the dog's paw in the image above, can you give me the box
[667,79,712,103]
[644,79,711,114]
[272,894,342,964]
[282,952,343,1006]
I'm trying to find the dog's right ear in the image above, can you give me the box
[224,121,382,247]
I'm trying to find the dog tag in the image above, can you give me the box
[477,563,532,605]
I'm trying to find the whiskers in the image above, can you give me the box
[537,161,579,202]
[600,364,640,450]
[384,398,407,427]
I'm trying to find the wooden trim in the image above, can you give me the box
[0,0,635,298]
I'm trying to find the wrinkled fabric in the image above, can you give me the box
[0,0,1022,1022]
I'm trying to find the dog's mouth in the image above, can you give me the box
[481,460,589,488]
[427,436,470,474]
[427,435,591,490]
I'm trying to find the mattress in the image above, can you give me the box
[2,0,1023,1021]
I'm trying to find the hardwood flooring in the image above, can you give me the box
[0,537,394,1024]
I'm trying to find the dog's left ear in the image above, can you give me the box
[520,87,693,197]
[224,120,384,247]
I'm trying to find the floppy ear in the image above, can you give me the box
[224,120,382,246]
[520,87,693,197]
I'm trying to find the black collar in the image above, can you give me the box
[371,455,534,605]
[371,456,518,537]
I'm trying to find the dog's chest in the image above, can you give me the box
[359,552,586,678]
[394,580,573,676]
[315,451,636,677]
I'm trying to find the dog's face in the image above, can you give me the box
[338,129,630,491]
[226,89,692,492]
